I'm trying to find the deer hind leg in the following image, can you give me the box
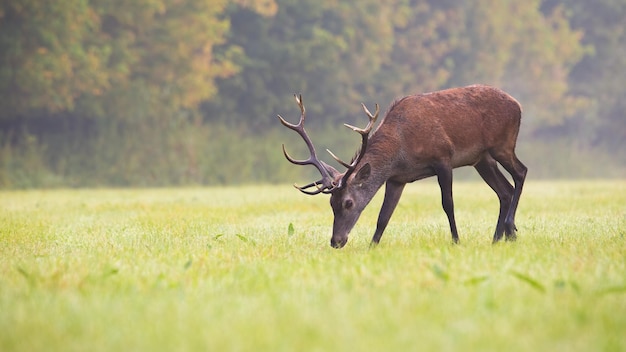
[474,155,514,243]
[433,162,459,244]
[490,150,527,241]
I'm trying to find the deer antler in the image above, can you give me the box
[277,94,337,195]
[327,102,379,175]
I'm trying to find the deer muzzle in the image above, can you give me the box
[330,208,363,249]
[330,236,348,249]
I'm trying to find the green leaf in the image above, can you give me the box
[236,234,256,246]
[288,223,295,236]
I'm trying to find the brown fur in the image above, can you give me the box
[365,85,522,183]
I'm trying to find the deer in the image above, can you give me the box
[277,85,527,249]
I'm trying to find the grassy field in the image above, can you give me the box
[1,180,625,351]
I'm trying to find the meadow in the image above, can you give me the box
[1,180,625,351]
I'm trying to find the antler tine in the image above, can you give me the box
[276,94,305,130]
[281,144,309,165]
[344,103,380,135]
[346,102,379,168]
[326,148,351,169]
[277,114,296,129]
[362,102,380,121]
[334,102,380,190]
[295,94,305,117]
[294,180,327,195]
[276,96,317,165]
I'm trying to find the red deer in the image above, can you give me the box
[278,85,527,248]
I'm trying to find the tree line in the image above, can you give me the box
[0,0,624,188]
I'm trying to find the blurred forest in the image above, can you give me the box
[0,0,624,188]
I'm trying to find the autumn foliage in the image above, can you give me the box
[0,0,624,187]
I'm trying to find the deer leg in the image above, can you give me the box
[474,155,513,243]
[370,181,406,247]
[491,152,527,241]
[433,163,459,244]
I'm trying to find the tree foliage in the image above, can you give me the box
[0,0,108,115]
[443,1,589,129]
[0,0,624,187]
[0,0,264,121]
[564,0,626,151]
[204,0,404,128]
[208,0,589,132]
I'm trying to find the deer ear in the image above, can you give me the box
[354,163,371,183]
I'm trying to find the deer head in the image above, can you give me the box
[278,94,379,248]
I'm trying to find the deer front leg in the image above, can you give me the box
[370,181,406,247]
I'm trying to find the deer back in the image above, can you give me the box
[363,85,522,181]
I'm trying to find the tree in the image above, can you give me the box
[562,0,626,153]
[0,0,279,187]
[0,0,267,122]
[0,0,109,116]
[441,0,588,131]
[204,0,403,129]
[84,0,241,121]
[374,0,461,104]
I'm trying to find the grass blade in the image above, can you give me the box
[509,270,546,293]
[595,285,626,296]
[431,264,450,282]
[464,275,490,286]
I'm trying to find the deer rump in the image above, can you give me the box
[279,85,527,248]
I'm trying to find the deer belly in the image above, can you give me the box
[451,147,483,168]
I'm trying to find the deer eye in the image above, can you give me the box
[343,199,354,210]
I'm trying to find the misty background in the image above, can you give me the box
[1,0,624,188]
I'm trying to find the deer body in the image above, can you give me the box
[279,85,527,248]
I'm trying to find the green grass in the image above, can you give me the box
[1,181,625,351]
